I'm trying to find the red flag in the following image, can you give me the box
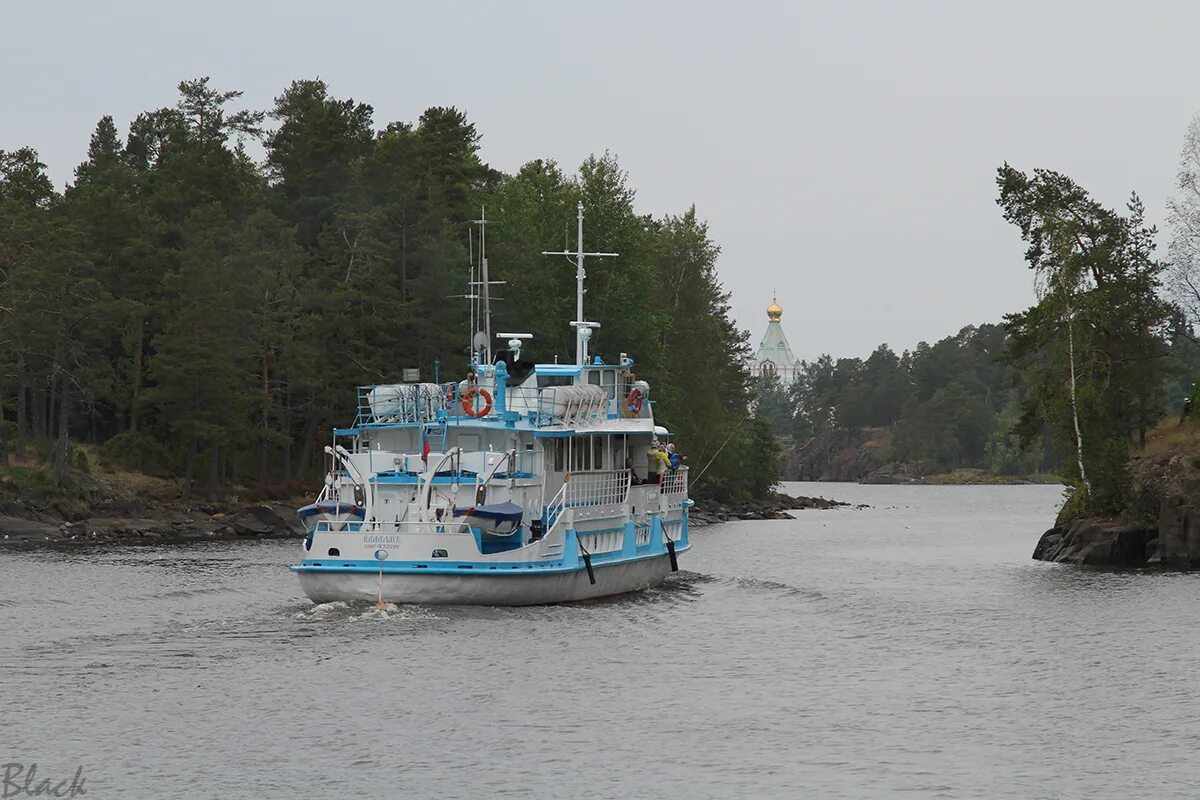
[422,429,431,464]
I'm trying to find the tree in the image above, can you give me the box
[266,78,373,248]
[143,205,256,496]
[997,164,1171,513]
[1167,113,1200,330]
[652,207,762,502]
[0,76,788,503]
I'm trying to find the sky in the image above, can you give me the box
[3,1,1199,361]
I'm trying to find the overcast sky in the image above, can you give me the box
[4,1,1198,360]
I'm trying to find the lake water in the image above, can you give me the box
[4,482,1199,799]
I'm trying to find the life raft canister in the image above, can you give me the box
[624,385,645,416]
[462,387,493,417]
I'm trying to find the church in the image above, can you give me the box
[750,295,801,383]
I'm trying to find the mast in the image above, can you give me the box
[478,207,492,364]
[542,202,618,366]
[455,207,505,366]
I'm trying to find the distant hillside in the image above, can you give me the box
[779,426,1059,485]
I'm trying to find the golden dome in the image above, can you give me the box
[767,295,783,322]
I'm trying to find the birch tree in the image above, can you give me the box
[997,165,1170,513]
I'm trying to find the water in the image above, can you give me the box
[4,482,1199,799]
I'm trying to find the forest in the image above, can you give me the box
[758,151,1200,513]
[0,77,777,503]
[755,322,1055,477]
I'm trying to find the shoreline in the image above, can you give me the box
[689,490,855,527]
[0,490,861,544]
[0,501,306,547]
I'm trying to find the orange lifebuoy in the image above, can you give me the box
[462,387,493,417]
[624,386,645,416]
[445,383,458,405]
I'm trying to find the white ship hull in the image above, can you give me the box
[297,553,674,606]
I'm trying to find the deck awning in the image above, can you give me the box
[534,364,582,377]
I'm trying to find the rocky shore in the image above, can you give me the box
[1032,453,1200,569]
[689,490,852,526]
[0,502,304,545]
[0,465,851,544]
[0,463,306,546]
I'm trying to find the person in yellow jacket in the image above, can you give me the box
[646,440,668,484]
[652,443,671,483]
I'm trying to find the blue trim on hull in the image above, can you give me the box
[290,543,690,577]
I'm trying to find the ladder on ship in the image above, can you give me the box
[424,420,448,455]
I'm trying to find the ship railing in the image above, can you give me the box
[660,466,688,495]
[543,481,568,530]
[565,468,632,508]
[428,449,542,479]
[500,448,541,478]
[608,379,651,420]
[312,519,470,535]
[355,383,446,427]
[660,467,688,509]
[504,385,542,416]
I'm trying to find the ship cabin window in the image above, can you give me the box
[553,440,565,472]
[570,438,590,471]
[537,374,574,388]
[593,436,604,470]
[588,369,617,399]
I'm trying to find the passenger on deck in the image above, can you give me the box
[646,440,662,484]
[652,444,671,482]
[666,443,684,471]
[626,457,643,485]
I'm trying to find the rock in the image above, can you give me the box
[1157,481,1200,569]
[1145,538,1161,564]
[225,504,302,537]
[84,517,168,537]
[1032,518,1156,567]
[688,491,852,526]
[861,462,919,484]
[0,515,63,540]
[1031,529,1063,561]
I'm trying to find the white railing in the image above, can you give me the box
[544,481,568,530]
[660,467,688,499]
[357,383,445,426]
[313,520,469,535]
[565,469,631,508]
[374,449,540,479]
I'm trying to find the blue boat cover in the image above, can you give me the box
[452,501,523,523]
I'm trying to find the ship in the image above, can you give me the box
[290,203,691,605]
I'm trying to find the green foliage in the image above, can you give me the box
[754,322,1053,476]
[997,164,1172,514]
[98,432,176,476]
[984,395,1045,475]
[0,464,62,497]
[891,380,994,468]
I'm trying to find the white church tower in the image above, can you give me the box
[751,294,801,383]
